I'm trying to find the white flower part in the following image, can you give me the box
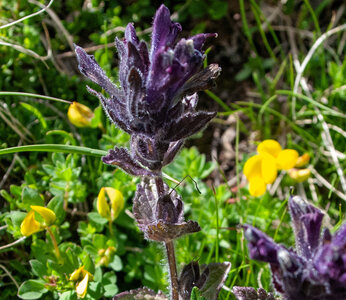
[244,227,256,243]
[278,248,292,270]
[186,39,195,56]
[292,195,308,213]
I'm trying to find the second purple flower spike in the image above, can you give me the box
[239,196,346,300]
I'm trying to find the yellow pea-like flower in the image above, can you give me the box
[244,140,301,197]
[97,188,111,221]
[97,187,124,221]
[257,139,282,158]
[31,205,56,226]
[276,149,299,170]
[109,189,124,221]
[20,206,56,236]
[248,177,266,197]
[20,210,42,236]
[67,102,94,128]
[69,266,84,282]
[76,272,89,298]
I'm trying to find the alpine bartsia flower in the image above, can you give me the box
[75,4,220,174]
[242,196,346,300]
[132,180,200,242]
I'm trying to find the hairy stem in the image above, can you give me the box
[165,240,179,300]
[155,176,179,300]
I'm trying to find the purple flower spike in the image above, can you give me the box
[241,196,346,300]
[75,4,220,174]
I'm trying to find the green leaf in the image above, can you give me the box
[82,252,95,275]
[59,291,77,300]
[88,281,102,299]
[93,234,107,249]
[22,187,44,208]
[208,0,228,20]
[103,284,118,298]
[88,212,107,232]
[17,280,47,299]
[109,255,123,272]
[52,152,65,165]
[47,195,65,224]
[0,189,15,204]
[29,260,47,278]
[20,102,47,129]
[190,287,207,300]
[91,106,103,128]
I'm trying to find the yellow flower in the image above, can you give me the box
[67,102,94,128]
[295,153,310,167]
[76,272,89,298]
[69,266,85,282]
[31,206,56,226]
[288,168,311,182]
[97,187,124,222]
[69,266,93,299]
[20,211,41,236]
[20,206,56,236]
[244,140,299,197]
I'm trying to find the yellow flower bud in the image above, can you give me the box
[98,248,106,256]
[105,246,116,257]
[76,272,89,298]
[67,102,94,128]
[97,187,124,222]
[97,188,111,221]
[295,153,310,167]
[69,266,84,281]
[288,168,311,182]
[31,206,56,226]
[20,210,42,236]
[109,189,124,221]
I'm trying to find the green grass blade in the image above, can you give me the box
[0,91,72,104]
[0,144,107,157]
[277,90,346,118]
[20,102,47,129]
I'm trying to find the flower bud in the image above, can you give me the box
[67,101,94,128]
[288,168,311,182]
[97,188,111,221]
[295,153,310,167]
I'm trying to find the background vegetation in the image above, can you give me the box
[0,0,345,299]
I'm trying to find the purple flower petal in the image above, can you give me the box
[75,46,121,98]
[288,196,324,259]
[150,4,181,62]
[164,111,216,142]
[102,147,154,177]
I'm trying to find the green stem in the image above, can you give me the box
[46,227,61,261]
[108,220,113,236]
